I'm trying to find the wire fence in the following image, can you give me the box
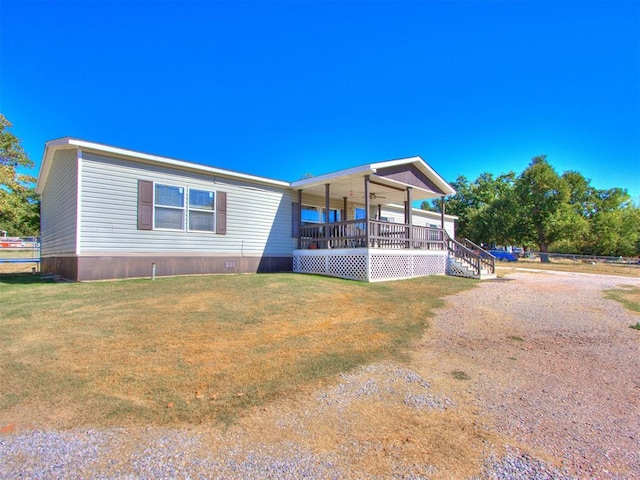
[521,251,640,268]
[0,237,41,269]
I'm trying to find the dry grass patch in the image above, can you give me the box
[0,272,473,429]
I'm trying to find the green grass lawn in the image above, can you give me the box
[0,272,474,429]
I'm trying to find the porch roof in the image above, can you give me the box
[289,156,455,204]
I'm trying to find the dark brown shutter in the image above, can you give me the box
[138,180,153,230]
[292,202,300,238]
[216,191,227,235]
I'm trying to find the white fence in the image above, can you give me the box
[0,237,41,265]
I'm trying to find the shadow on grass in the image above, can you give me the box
[0,273,61,285]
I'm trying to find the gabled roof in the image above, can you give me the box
[36,139,456,202]
[36,137,290,194]
[290,156,455,203]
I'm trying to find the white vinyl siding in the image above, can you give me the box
[40,149,78,255]
[380,205,456,239]
[78,151,297,256]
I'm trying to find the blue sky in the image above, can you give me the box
[1,0,639,201]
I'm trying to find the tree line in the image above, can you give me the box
[0,114,39,237]
[424,155,640,258]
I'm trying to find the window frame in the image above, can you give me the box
[301,205,341,225]
[187,188,216,233]
[301,205,322,225]
[153,183,186,231]
[138,181,225,234]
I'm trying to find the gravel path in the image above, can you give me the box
[419,270,640,479]
[1,270,639,479]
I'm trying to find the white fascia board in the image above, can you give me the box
[411,160,456,196]
[36,140,77,194]
[37,138,290,193]
[290,164,374,189]
[35,146,52,194]
[370,156,422,169]
[417,161,456,196]
[65,139,290,187]
[75,148,83,255]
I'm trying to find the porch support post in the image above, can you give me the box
[364,175,370,247]
[377,204,382,220]
[297,189,303,249]
[343,196,348,221]
[406,187,413,225]
[325,183,331,248]
[440,196,445,229]
[406,187,413,248]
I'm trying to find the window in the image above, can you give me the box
[138,181,226,234]
[301,205,321,224]
[323,209,341,223]
[301,205,341,225]
[355,207,366,220]
[154,184,185,230]
[188,189,215,232]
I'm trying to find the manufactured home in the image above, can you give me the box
[36,138,494,282]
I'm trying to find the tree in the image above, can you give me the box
[465,172,520,247]
[0,114,39,236]
[515,155,587,261]
[426,155,639,258]
[562,170,597,218]
[424,172,520,246]
[422,175,473,238]
[584,199,640,257]
[560,171,639,256]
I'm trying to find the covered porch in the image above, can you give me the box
[290,156,459,282]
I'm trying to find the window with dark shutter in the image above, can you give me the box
[216,192,227,235]
[138,180,153,230]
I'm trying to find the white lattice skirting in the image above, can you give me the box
[446,258,475,278]
[293,248,446,282]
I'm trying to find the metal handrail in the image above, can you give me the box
[459,238,496,259]
[444,232,495,275]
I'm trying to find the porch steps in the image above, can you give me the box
[447,257,497,280]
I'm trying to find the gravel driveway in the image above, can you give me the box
[1,270,639,479]
[418,269,640,479]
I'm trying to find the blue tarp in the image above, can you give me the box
[489,250,518,262]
